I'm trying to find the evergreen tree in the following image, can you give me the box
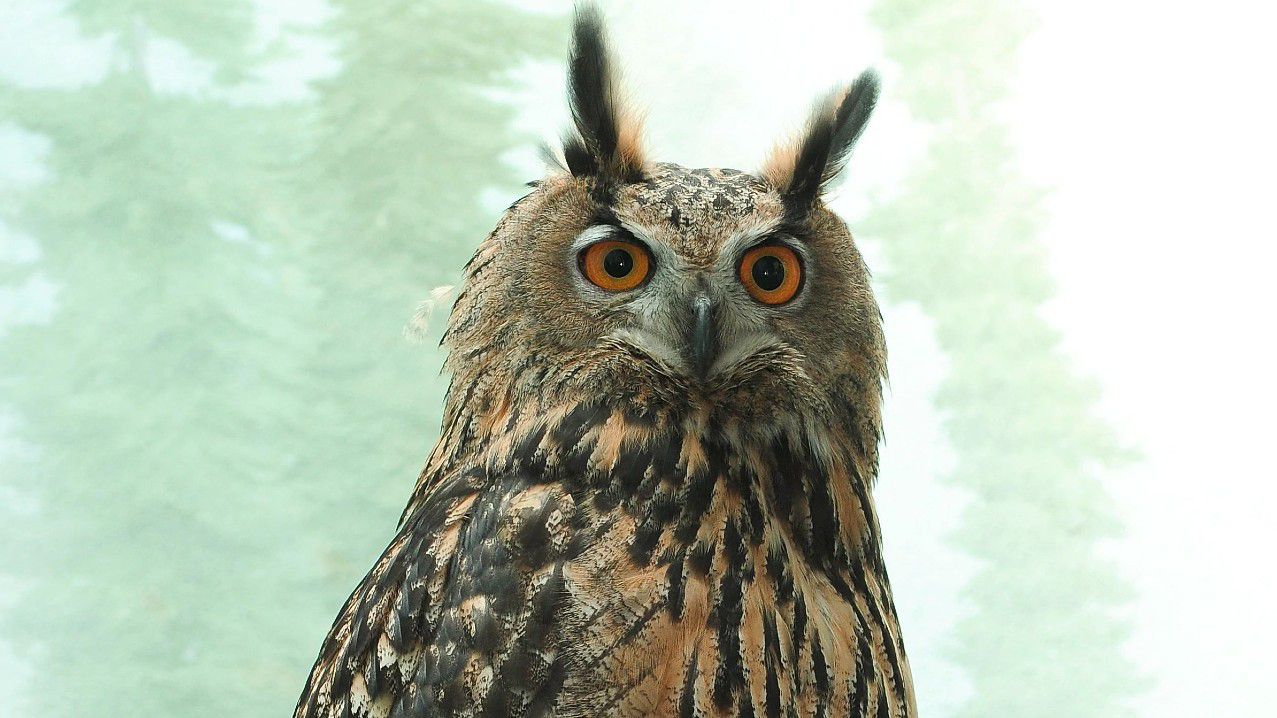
[280,0,561,636]
[864,0,1142,714]
[0,3,320,715]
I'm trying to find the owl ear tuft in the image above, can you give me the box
[561,5,646,184]
[761,70,880,215]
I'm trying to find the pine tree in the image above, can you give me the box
[864,0,1142,714]
[0,3,320,715]
[280,0,561,635]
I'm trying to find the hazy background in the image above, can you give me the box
[1,0,1274,715]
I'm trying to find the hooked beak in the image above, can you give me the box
[689,293,717,380]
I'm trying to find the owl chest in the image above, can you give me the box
[547,517,876,717]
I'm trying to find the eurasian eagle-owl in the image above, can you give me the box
[297,7,916,717]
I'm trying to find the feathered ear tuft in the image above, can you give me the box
[762,69,880,216]
[561,4,646,184]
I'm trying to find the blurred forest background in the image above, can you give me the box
[1,0,1273,716]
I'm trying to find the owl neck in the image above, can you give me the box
[421,385,888,582]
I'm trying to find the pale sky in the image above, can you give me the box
[1012,1,1277,714]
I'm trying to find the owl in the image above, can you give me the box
[296,7,915,717]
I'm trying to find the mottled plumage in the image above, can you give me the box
[297,7,916,717]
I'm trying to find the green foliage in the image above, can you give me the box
[865,0,1143,714]
[275,0,563,690]
[0,1,559,715]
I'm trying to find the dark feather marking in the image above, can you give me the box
[676,441,725,542]
[440,680,467,713]
[512,422,550,475]
[589,203,623,229]
[613,443,653,502]
[689,538,715,576]
[564,520,592,559]
[649,486,682,527]
[631,480,681,564]
[807,471,838,563]
[769,438,799,522]
[741,477,766,545]
[666,550,687,618]
[592,482,622,514]
[479,683,510,718]
[791,594,808,686]
[812,631,831,718]
[763,612,782,718]
[522,563,566,648]
[767,541,794,602]
[621,401,659,428]
[713,518,747,708]
[362,654,381,700]
[552,401,607,447]
[630,517,661,564]
[675,465,716,543]
[650,429,683,478]
[765,541,785,586]
[850,630,872,716]
[561,437,601,490]
[514,499,555,568]
[499,646,533,690]
[526,655,567,718]
[679,651,700,718]
[407,682,438,718]
[471,607,501,653]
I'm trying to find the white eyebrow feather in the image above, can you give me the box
[569,224,621,252]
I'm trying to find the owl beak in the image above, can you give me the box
[689,293,717,380]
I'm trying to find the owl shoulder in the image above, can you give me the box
[294,467,581,717]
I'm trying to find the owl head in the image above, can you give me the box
[443,7,884,452]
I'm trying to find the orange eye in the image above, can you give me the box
[580,239,652,292]
[739,244,803,305]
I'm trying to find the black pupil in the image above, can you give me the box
[752,255,785,291]
[603,248,633,278]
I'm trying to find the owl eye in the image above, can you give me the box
[739,244,803,305]
[579,239,652,292]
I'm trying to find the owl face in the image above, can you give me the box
[548,163,880,407]
[445,10,884,429]
[575,165,812,386]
